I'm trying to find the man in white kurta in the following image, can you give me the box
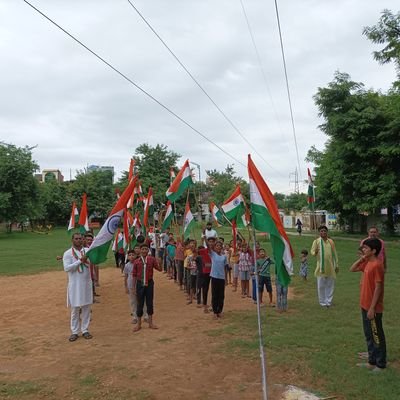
[63,233,93,341]
[311,225,339,308]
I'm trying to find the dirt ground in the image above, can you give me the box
[0,267,292,400]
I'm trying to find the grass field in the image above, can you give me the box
[0,226,399,399]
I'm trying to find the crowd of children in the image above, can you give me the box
[117,226,312,332]
[67,221,388,373]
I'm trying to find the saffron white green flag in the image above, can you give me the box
[112,229,124,252]
[166,160,193,202]
[123,208,131,252]
[87,177,137,264]
[170,167,176,180]
[209,202,224,226]
[237,204,250,228]
[78,193,89,233]
[161,201,173,231]
[221,185,245,221]
[183,201,195,239]
[248,155,294,287]
[68,202,79,232]
[143,188,154,228]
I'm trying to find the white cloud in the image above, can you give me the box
[0,0,397,193]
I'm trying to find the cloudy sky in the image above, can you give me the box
[1,0,398,193]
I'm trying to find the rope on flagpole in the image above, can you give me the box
[251,223,269,400]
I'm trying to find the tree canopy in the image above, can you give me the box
[308,72,400,232]
[204,165,248,206]
[70,170,115,220]
[118,143,180,205]
[363,10,400,77]
[0,143,40,230]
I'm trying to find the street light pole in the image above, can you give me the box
[190,161,202,221]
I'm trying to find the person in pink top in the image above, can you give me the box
[360,226,387,272]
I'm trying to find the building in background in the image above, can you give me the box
[86,165,114,183]
[35,169,64,183]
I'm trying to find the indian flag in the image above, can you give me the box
[127,159,136,208]
[112,229,123,252]
[78,193,89,233]
[128,158,135,182]
[183,201,195,239]
[123,208,130,252]
[143,188,154,228]
[161,201,173,231]
[209,202,224,226]
[67,202,79,232]
[221,185,245,221]
[170,167,176,181]
[166,159,193,202]
[112,228,120,252]
[237,204,250,228]
[307,168,315,209]
[248,155,293,287]
[134,180,143,204]
[87,176,137,264]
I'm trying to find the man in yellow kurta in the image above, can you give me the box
[311,225,339,308]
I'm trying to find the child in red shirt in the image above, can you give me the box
[132,244,162,332]
[350,238,386,371]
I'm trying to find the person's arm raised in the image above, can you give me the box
[349,256,366,272]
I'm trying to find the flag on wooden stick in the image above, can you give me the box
[248,155,293,286]
[87,176,137,264]
[166,160,193,202]
[68,202,79,233]
[78,193,89,233]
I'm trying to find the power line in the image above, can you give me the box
[126,0,284,177]
[238,0,292,156]
[274,0,303,180]
[22,0,246,169]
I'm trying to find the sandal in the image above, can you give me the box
[68,334,79,342]
[82,332,93,339]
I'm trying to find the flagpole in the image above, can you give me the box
[220,212,246,243]
[183,189,190,238]
[251,223,269,400]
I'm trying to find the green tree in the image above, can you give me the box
[308,72,400,232]
[284,193,308,211]
[70,170,115,222]
[205,165,248,206]
[118,144,180,206]
[273,192,307,212]
[363,10,400,76]
[0,143,40,231]
[37,180,72,226]
[273,192,285,209]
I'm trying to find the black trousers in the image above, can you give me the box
[136,280,154,317]
[211,277,225,314]
[361,308,386,368]
[176,260,184,286]
[197,273,211,305]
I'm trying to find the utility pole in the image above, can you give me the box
[289,168,299,194]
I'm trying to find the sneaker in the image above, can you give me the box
[356,363,375,370]
[371,367,385,373]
